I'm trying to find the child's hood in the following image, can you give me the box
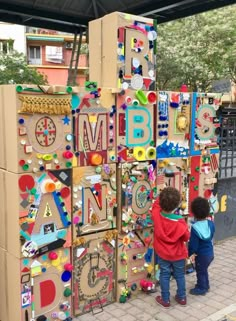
[192,220,211,240]
[152,201,188,242]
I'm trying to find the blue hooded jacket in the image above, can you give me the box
[188,220,215,257]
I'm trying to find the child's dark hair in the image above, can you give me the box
[191,197,210,219]
[159,187,181,212]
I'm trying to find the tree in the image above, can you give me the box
[0,50,47,85]
[157,5,236,91]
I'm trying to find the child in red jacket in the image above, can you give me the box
[152,187,190,308]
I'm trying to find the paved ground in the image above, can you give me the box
[75,237,236,321]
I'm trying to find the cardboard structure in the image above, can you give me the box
[73,231,116,316]
[0,11,223,321]
[157,91,191,158]
[116,227,155,302]
[116,89,156,162]
[72,88,117,166]
[72,164,117,236]
[89,12,157,90]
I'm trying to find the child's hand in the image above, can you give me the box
[189,254,197,263]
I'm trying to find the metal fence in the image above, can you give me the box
[219,108,236,179]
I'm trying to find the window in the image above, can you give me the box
[45,46,63,64]
[0,39,14,53]
[28,46,41,65]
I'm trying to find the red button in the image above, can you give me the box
[63,151,73,159]
[147,92,157,103]
[19,160,25,166]
[60,187,70,198]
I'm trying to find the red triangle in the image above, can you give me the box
[118,148,127,161]
[20,193,29,200]
[143,78,152,89]
[21,267,30,273]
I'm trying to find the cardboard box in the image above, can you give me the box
[1,248,72,321]
[1,85,73,173]
[3,169,72,258]
[0,170,6,250]
[0,247,8,321]
[89,12,157,91]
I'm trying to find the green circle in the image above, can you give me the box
[150,140,155,146]
[66,161,72,168]
[64,288,72,297]
[22,164,29,171]
[95,166,102,174]
[53,154,58,159]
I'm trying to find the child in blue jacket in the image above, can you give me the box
[189,197,215,295]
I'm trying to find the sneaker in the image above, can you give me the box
[175,295,187,306]
[155,296,170,308]
[189,288,207,296]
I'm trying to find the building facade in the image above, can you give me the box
[0,23,88,85]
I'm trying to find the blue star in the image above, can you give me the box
[62,115,70,125]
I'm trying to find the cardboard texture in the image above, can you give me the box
[3,169,72,258]
[1,85,73,173]
[0,170,6,249]
[116,89,156,162]
[0,248,8,321]
[2,249,72,321]
[89,12,157,90]
[0,86,6,170]
[73,230,116,316]
[190,92,222,155]
[157,91,191,158]
[157,157,190,215]
[72,164,117,236]
[116,227,155,302]
[72,88,117,166]
[120,161,156,233]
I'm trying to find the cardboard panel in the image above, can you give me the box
[0,248,8,321]
[72,88,116,166]
[117,228,155,302]
[117,89,155,162]
[190,92,222,155]
[0,170,6,250]
[73,231,116,316]
[89,12,157,90]
[157,91,191,158]
[72,164,117,236]
[0,86,6,170]
[4,248,72,321]
[1,85,73,173]
[4,169,72,258]
[189,154,219,216]
[157,157,190,215]
[120,161,156,232]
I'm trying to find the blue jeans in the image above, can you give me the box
[195,255,214,291]
[158,257,186,302]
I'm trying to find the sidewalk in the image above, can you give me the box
[76,237,236,321]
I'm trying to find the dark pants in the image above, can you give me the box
[195,255,214,291]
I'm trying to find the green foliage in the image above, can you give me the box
[157,5,236,91]
[0,50,48,85]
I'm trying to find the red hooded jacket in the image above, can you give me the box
[152,199,190,261]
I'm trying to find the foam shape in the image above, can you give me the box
[40,279,56,307]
